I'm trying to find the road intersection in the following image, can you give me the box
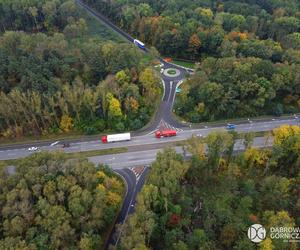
[1,2,299,249]
[0,117,298,161]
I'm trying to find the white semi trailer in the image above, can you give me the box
[101,133,131,143]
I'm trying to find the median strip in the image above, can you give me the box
[0,147,128,166]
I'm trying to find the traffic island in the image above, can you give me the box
[163,68,180,77]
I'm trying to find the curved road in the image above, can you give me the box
[106,167,149,249]
[2,2,298,250]
[77,0,190,134]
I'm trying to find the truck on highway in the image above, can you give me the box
[134,39,145,49]
[101,133,131,143]
[155,129,177,138]
[227,123,236,130]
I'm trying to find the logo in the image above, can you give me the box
[247,224,266,243]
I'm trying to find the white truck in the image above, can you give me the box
[101,133,131,143]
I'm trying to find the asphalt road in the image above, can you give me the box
[76,0,190,133]
[0,117,298,161]
[76,0,134,43]
[2,0,295,157]
[106,167,149,249]
[89,136,273,168]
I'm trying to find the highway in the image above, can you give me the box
[2,0,297,160]
[0,117,298,161]
[1,3,297,249]
[89,136,273,168]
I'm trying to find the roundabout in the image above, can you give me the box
[163,68,181,77]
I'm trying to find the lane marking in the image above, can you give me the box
[167,81,173,102]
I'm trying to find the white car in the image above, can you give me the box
[28,147,38,151]
[50,141,60,147]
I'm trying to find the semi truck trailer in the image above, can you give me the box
[101,133,131,143]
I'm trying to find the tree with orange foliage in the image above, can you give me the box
[188,34,201,59]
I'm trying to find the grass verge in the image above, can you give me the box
[172,59,196,69]
[1,147,128,166]
[78,4,125,42]
[175,131,270,147]
[66,147,127,159]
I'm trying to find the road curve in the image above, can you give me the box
[0,2,299,160]
[76,0,189,132]
[105,168,136,248]
[105,167,149,249]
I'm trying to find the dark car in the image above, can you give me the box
[62,143,70,148]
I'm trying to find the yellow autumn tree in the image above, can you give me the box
[186,136,206,159]
[272,125,300,145]
[195,7,213,19]
[97,184,106,192]
[96,171,106,180]
[106,93,122,118]
[189,34,201,56]
[59,115,73,132]
[139,68,160,105]
[195,102,205,114]
[125,96,139,113]
[259,238,274,250]
[115,70,130,86]
[106,191,122,207]
[109,177,123,193]
[244,147,270,169]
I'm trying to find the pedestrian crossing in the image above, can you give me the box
[147,119,183,135]
[129,166,146,180]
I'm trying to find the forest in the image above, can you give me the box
[0,152,124,249]
[0,0,161,140]
[119,125,300,250]
[84,0,300,121]
[174,57,300,121]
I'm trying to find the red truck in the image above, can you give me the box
[155,129,177,138]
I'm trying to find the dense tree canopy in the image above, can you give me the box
[119,127,300,249]
[175,56,300,121]
[84,0,300,60]
[0,0,81,33]
[0,1,162,140]
[83,0,300,123]
[0,152,124,249]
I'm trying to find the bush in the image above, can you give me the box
[114,122,125,132]
[84,127,98,135]
[93,119,105,131]
[130,119,143,130]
